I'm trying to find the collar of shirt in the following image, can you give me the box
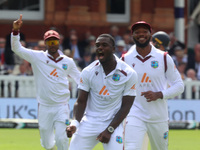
[46,49,64,61]
[95,55,123,76]
[132,44,157,59]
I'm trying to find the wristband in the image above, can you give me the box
[12,29,19,35]
[70,120,80,128]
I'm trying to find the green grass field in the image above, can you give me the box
[0,129,200,150]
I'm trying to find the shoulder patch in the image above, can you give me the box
[95,62,99,66]
[120,70,127,76]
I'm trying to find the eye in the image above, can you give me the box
[102,43,107,47]
[95,43,100,47]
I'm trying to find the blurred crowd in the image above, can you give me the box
[0,25,200,98]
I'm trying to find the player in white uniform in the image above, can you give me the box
[66,34,138,150]
[11,15,80,150]
[122,21,184,150]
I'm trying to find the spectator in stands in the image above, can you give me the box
[78,52,92,70]
[187,43,200,80]
[59,34,64,52]
[84,35,96,61]
[79,30,93,49]
[122,33,133,51]
[110,25,122,45]
[168,32,185,56]
[0,37,6,74]
[62,29,77,50]
[66,34,85,64]
[4,31,25,74]
[177,62,187,80]
[115,40,127,58]
[12,41,28,75]
[37,40,46,51]
[0,37,6,97]
[185,69,198,99]
[63,49,72,58]
[172,46,188,68]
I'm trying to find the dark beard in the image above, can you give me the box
[133,37,151,48]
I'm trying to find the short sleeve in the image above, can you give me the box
[123,70,138,96]
[78,69,90,92]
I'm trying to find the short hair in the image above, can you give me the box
[98,34,115,46]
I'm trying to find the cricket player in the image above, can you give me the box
[66,34,138,150]
[11,15,80,150]
[122,21,184,150]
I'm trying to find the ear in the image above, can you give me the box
[112,45,115,53]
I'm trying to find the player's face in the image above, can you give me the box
[95,36,115,63]
[45,37,59,55]
[132,26,151,48]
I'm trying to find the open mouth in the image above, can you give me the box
[138,37,146,42]
[98,51,104,59]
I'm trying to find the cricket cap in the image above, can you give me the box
[44,30,60,41]
[131,21,152,34]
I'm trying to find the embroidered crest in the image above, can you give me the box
[164,131,168,139]
[62,64,68,70]
[112,74,120,81]
[116,136,123,144]
[151,61,158,68]
[65,119,70,125]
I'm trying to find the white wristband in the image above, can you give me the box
[70,120,80,128]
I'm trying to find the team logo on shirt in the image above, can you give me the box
[112,74,120,81]
[116,136,123,144]
[62,64,68,70]
[163,131,168,139]
[99,86,109,95]
[50,69,58,77]
[151,61,159,68]
[141,73,151,83]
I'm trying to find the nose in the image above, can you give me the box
[51,41,55,45]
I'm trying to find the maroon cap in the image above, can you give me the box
[44,30,60,41]
[131,21,152,33]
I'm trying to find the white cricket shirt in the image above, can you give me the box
[11,33,80,106]
[78,56,138,121]
[122,44,184,122]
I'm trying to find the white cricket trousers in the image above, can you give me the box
[38,103,70,150]
[124,116,168,150]
[69,115,124,150]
